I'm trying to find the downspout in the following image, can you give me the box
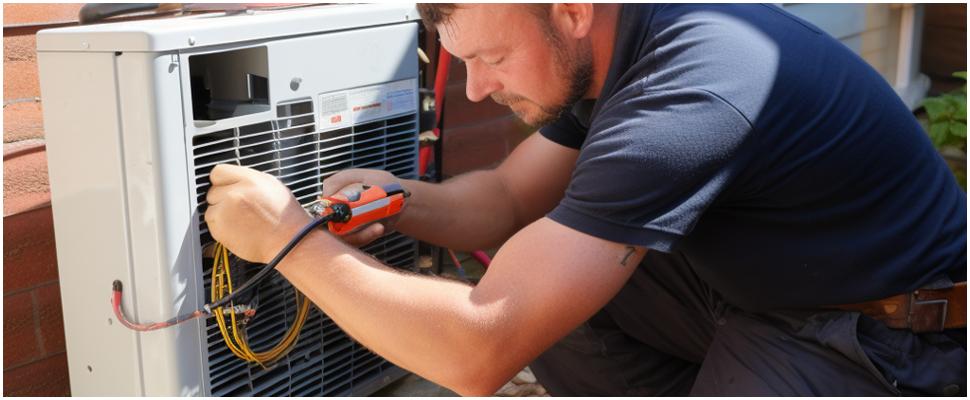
[893,3,930,110]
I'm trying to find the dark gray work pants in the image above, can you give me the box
[530,250,967,396]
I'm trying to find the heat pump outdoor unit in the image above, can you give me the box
[37,4,421,396]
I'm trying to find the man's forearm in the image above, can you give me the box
[274,214,636,396]
[276,230,515,395]
[375,133,575,250]
[397,170,522,250]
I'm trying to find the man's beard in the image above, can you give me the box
[492,35,593,127]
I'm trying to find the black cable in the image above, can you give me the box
[114,203,353,331]
[205,204,351,312]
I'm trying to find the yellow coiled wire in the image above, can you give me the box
[210,243,310,367]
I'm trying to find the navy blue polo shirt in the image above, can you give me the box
[541,4,967,310]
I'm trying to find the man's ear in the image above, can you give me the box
[550,4,594,39]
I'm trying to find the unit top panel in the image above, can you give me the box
[37,3,419,53]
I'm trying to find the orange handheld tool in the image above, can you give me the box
[321,183,409,235]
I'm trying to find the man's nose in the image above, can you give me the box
[464,62,500,103]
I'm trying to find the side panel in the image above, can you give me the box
[37,51,143,395]
[266,22,419,103]
[114,52,206,396]
[176,21,420,135]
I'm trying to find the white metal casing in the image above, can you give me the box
[38,4,420,396]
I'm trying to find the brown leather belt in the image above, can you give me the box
[832,282,966,333]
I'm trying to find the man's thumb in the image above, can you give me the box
[321,170,363,197]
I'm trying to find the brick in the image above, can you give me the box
[3,34,37,63]
[3,207,59,293]
[3,143,51,215]
[442,82,515,127]
[4,58,40,100]
[442,115,531,176]
[925,4,966,30]
[3,4,83,25]
[2,352,71,397]
[921,25,967,79]
[921,4,967,79]
[3,291,40,368]
[35,284,66,356]
[3,101,46,143]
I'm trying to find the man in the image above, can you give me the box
[204,4,966,395]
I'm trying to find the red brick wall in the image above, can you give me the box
[3,4,82,397]
[3,206,69,397]
[438,54,534,177]
[921,4,967,82]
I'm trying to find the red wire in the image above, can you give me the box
[470,250,492,268]
[433,47,452,138]
[112,281,208,332]
[419,146,434,176]
[419,44,453,176]
[446,248,470,281]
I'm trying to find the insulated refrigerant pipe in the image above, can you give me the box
[419,45,453,176]
[422,45,494,269]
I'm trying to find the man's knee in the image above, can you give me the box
[530,312,698,396]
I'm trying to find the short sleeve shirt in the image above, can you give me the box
[540,4,967,310]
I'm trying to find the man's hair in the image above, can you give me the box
[416,4,550,32]
[415,4,459,31]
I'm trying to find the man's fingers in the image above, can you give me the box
[209,163,246,186]
[206,184,230,205]
[321,169,369,197]
[338,183,366,200]
[203,202,221,231]
[341,223,385,247]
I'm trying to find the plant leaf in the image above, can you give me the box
[930,123,949,147]
[955,95,967,123]
[923,98,949,122]
[950,122,967,139]
[953,71,968,94]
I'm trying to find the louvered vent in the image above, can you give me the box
[191,98,418,396]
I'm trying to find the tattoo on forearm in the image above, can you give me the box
[620,246,636,266]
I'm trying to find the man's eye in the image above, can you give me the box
[485,57,504,66]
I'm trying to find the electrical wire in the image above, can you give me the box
[446,248,469,281]
[470,250,492,269]
[421,44,492,273]
[112,206,349,365]
[111,280,209,331]
[211,243,310,366]
[204,211,341,312]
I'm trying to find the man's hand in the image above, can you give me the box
[321,168,406,247]
[205,164,312,263]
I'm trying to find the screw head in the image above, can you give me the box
[290,77,302,91]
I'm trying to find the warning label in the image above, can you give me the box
[318,79,417,131]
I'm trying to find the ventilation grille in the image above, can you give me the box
[191,98,418,396]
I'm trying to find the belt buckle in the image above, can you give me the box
[908,290,948,333]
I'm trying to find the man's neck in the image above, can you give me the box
[585,4,622,99]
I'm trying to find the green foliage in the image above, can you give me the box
[919,71,967,190]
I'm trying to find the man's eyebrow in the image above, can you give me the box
[459,46,503,61]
